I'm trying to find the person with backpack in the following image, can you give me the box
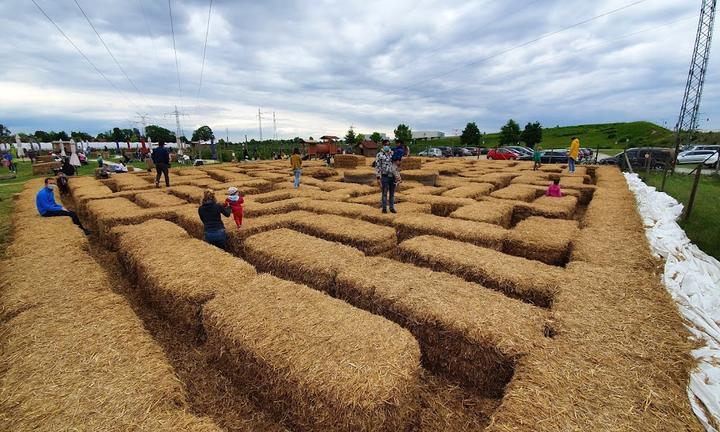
[374,145,402,213]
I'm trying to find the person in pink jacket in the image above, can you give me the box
[546,178,563,197]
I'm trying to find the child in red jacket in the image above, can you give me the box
[224,186,244,228]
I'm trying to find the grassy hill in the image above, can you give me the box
[416,121,676,152]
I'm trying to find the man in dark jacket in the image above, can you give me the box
[151,141,171,187]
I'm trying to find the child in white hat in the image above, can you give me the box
[224,186,244,228]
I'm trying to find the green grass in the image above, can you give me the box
[645,172,720,260]
[414,121,675,151]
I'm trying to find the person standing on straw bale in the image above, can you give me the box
[533,146,542,171]
[290,147,302,189]
[568,136,580,174]
[198,189,232,250]
[152,141,171,188]
[545,178,563,197]
[36,177,90,235]
[224,187,244,229]
[375,145,402,214]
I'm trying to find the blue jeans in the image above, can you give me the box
[293,169,301,188]
[204,229,227,250]
[568,158,576,173]
[381,175,396,211]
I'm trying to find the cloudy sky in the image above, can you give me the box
[1,0,718,140]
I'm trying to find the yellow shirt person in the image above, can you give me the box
[568,137,580,174]
[290,149,302,188]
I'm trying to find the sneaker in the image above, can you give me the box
[155,182,160,188]
[382,208,388,214]
[390,208,397,213]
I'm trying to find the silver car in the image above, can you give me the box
[677,150,719,165]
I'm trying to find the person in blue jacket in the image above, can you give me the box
[36,177,90,235]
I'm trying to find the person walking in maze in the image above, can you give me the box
[198,189,232,250]
[568,136,580,174]
[375,145,402,214]
[36,177,90,235]
[151,141,171,187]
[533,145,542,171]
[290,147,302,189]
[224,186,244,229]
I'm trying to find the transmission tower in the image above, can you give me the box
[670,0,717,175]
[164,106,189,152]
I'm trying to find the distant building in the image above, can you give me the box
[361,132,388,141]
[358,140,380,157]
[412,131,445,140]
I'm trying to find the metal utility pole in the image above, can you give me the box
[273,111,278,141]
[662,0,717,190]
[164,106,189,152]
[257,108,265,142]
[135,112,150,136]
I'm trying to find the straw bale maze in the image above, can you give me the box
[1,157,702,431]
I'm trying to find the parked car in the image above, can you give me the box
[599,147,675,170]
[504,146,534,158]
[435,146,453,157]
[451,147,473,156]
[464,147,479,156]
[677,150,719,166]
[681,144,720,153]
[519,149,568,164]
[487,148,520,160]
[479,147,490,155]
[418,148,443,157]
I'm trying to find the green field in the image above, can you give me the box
[644,172,720,260]
[414,121,675,153]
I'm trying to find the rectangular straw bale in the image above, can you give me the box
[174,168,208,176]
[510,173,551,184]
[342,168,376,185]
[490,184,542,202]
[208,182,263,196]
[570,225,658,271]
[134,191,189,208]
[297,199,430,226]
[107,174,155,191]
[449,200,515,228]
[400,169,439,186]
[335,257,546,397]
[84,197,180,241]
[247,189,301,203]
[505,216,579,265]
[333,154,365,168]
[287,212,398,255]
[441,183,495,199]
[247,171,288,182]
[185,177,222,188]
[203,273,421,432]
[168,204,205,239]
[402,185,448,195]
[530,195,578,219]
[397,193,476,216]
[244,197,309,217]
[243,228,365,294]
[302,166,338,179]
[204,169,254,182]
[317,181,377,196]
[225,211,312,254]
[399,156,422,170]
[347,193,408,206]
[474,173,516,188]
[398,235,559,307]
[114,219,256,331]
[167,185,206,203]
[434,176,467,188]
[393,213,506,250]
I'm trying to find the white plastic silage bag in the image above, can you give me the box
[624,173,720,431]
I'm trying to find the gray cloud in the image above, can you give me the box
[0,0,716,140]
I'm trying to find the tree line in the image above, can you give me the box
[460,120,543,148]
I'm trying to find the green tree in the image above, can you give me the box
[145,125,176,143]
[192,125,215,141]
[55,131,70,141]
[71,131,93,141]
[356,133,365,143]
[499,119,521,146]
[460,122,481,146]
[0,124,10,137]
[394,124,412,142]
[520,122,542,148]
[34,130,51,142]
[370,131,382,143]
[344,127,356,146]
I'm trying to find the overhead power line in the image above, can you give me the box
[137,0,160,66]
[30,0,136,106]
[383,0,649,97]
[72,0,148,105]
[168,0,184,106]
[196,0,213,102]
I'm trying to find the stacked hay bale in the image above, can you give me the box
[334,154,365,169]
[400,169,439,186]
[399,157,422,170]
[343,168,377,185]
[504,216,579,265]
[0,180,221,431]
[393,214,506,250]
